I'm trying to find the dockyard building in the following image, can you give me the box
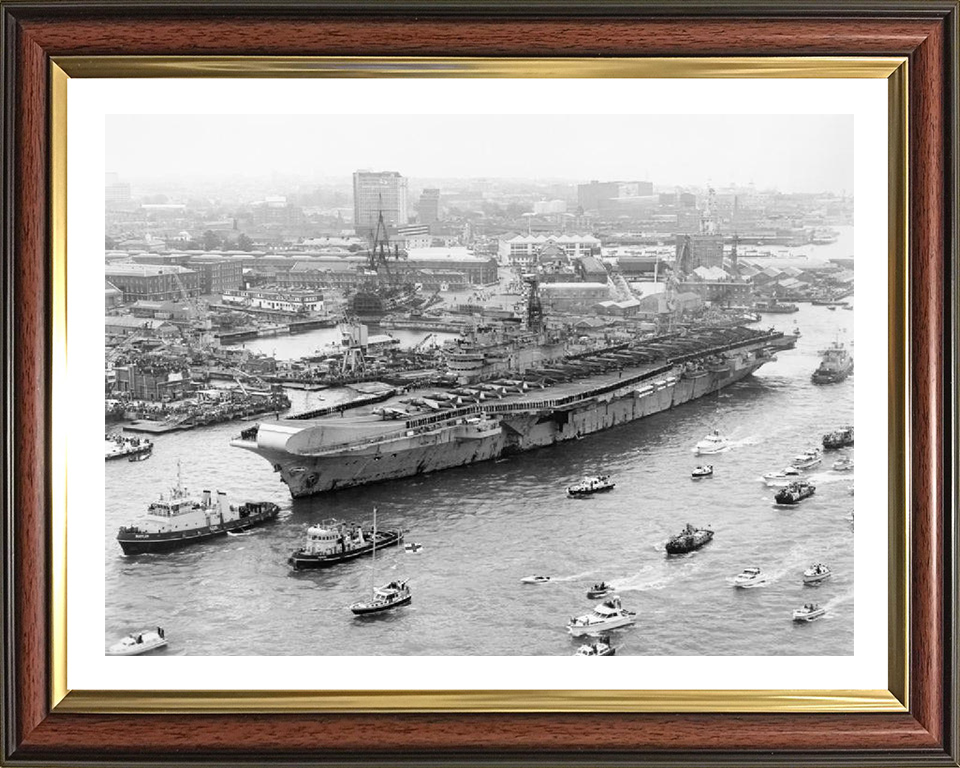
[104,263,201,302]
[539,282,611,311]
[498,234,601,267]
[105,280,123,310]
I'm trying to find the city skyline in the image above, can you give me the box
[106,114,854,195]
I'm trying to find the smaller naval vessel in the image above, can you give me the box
[665,523,714,554]
[812,341,854,384]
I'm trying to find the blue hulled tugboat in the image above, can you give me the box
[289,515,404,570]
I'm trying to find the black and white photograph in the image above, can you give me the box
[100,108,858,660]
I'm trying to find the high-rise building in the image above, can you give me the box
[353,171,409,235]
[105,171,132,209]
[419,188,441,225]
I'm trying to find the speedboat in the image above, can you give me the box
[693,430,729,455]
[350,580,412,616]
[574,637,617,656]
[105,627,167,656]
[832,457,854,472]
[586,582,614,599]
[792,603,826,622]
[521,575,551,585]
[762,466,801,488]
[567,596,636,636]
[691,465,714,479]
[791,448,822,469]
[774,481,816,505]
[733,567,767,589]
[803,564,832,585]
[567,475,615,496]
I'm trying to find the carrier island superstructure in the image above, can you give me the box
[231,323,797,498]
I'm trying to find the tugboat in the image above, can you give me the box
[567,475,616,497]
[105,627,167,656]
[567,596,636,636]
[289,512,404,570]
[587,582,614,599]
[693,430,729,455]
[812,341,854,384]
[665,523,714,554]
[832,457,854,472]
[774,481,816,505]
[105,432,153,461]
[822,426,854,449]
[732,567,767,589]
[792,603,826,622]
[791,448,822,469]
[802,564,832,585]
[350,507,411,616]
[574,636,617,656]
[520,575,552,585]
[116,464,280,555]
[691,464,714,479]
[762,466,802,488]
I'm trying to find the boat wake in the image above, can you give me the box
[551,570,596,583]
[807,471,855,485]
[822,590,855,616]
[612,562,701,593]
[727,434,764,448]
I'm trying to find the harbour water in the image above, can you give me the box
[105,299,854,656]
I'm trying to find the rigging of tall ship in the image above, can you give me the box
[231,287,798,498]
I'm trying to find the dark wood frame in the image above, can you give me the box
[1,2,958,765]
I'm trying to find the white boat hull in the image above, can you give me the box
[106,637,167,656]
[803,573,832,585]
[566,616,635,636]
[734,579,767,589]
[792,609,826,622]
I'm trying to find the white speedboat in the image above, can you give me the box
[792,603,826,622]
[791,448,822,469]
[574,638,616,656]
[803,564,832,585]
[832,457,854,472]
[691,464,714,479]
[521,575,551,584]
[733,567,767,589]
[567,596,636,636]
[693,430,729,455]
[762,466,801,488]
[106,627,167,656]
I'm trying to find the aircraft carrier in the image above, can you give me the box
[231,324,797,498]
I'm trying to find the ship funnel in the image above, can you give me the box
[202,490,211,506]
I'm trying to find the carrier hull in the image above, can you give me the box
[233,330,794,498]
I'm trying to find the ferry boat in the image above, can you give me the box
[803,564,832,585]
[574,637,616,656]
[289,515,404,570]
[665,523,714,554]
[832,457,854,472]
[693,430,729,455]
[116,466,280,555]
[822,426,854,449]
[587,582,614,599]
[754,299,799,314]
[812,341,854,384]
[105,433,153,461]
[566,475,616,497]
[567,596,636,636]
[774,481,816,505]
[350,579,412,616]
[791,448,822,469]
[691,464,714,479]
[105,627,167,656]
[520,575,551,585]
[762,466,802,487]
[792,603,826,622]
[732,567,767,589]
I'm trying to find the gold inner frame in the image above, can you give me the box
[49,56,909,714]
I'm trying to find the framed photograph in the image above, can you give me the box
[2,2,957,766]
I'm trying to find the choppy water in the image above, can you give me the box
[105,298,854,656]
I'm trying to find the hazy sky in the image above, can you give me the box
[106,114,853,193]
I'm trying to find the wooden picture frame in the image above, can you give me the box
[1,2,957,765]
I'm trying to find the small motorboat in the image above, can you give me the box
[665,523,714,554]
[586,582,614,600]
[521,575,551,585]
[791,448,822,469]
[792,603,826,622]
[350,580,412,616]
[105,627,167,656]
[762,466,802,488]
[803,564,832,585]
[567,475,615,497]
[774,481,816,505]
[693,430,729,455]
[832,457,854,472]
[128,449,152,462]
[733,567,767,589]
[691,464,714,479]
[567,596,636,636]
[404,542,424,554]
[574,636,617,656]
